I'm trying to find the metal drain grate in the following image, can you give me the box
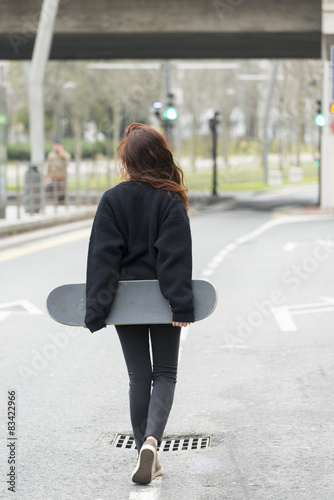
[112,434,211,451]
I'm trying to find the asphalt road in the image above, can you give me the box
[0,199,333,500]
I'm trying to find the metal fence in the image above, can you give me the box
[6,160,120,218]
[4,154,318,220]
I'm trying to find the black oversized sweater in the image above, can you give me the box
[84,181,194,333]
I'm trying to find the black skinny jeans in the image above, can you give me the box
[116,324,181,453]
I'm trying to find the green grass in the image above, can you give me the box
[184,163,318,191]
[7,164,318,193]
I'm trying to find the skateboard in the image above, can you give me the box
[47,279,217,326]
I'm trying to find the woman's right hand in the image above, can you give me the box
[172,321,191,327]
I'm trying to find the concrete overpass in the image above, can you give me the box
[0,0,321,60]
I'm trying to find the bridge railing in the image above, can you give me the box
[6,160,120,219]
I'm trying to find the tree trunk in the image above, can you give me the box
[189,115,197,173]
[73,119,82,205]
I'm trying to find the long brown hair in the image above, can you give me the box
[116,123,189,210]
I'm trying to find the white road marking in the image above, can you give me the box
[0,299,43,321]
[128,477,162,499]
[272,297,334,331]
[271,307,298,332]
[219,345,250,349]
[0,229,90,262]
[283,242,297,252]
[284,239,334,252]
[179,324,190,361]
[200,214,334,278]
[0,312,10,321]
[201,268,214,277]
[318,239,334,247]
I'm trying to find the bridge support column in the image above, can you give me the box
[321,60,334,209]
[26,0,59,211]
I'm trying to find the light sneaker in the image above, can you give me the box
[132,438,161,485]
[155,459,163,479]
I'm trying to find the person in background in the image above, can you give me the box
[47,142,71,204]
[84,123,194,485]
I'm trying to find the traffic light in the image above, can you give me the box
[164,107,177,120]
[330,103,334,114]
[315,114,325,126]
[152,101,163,120]
[164,92,177,121]
[315,99,325,127]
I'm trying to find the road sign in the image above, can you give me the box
[271,297,334,332]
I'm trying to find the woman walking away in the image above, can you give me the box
[84,123,194,485]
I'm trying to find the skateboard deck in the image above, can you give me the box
[47,279,217,326]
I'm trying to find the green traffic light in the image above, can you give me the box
[315,114,325,127]
[164,107,177,120]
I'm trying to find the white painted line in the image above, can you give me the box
[272,297,334,331]
[223,243,237,253]
[201,268,214,277]
[212,255,225,263]
[235,218,282,245]
[179,324,190,361]
[319,296,334,304]
[317,239,334,247]
[0,312,10,321]
[0,229,90,262]
[219,345,250,349]
[283,242,297,252]
[17,300,43,314]
[287,297,334,310]
[0,299,43,319]
[129,484,161,499]
[283,239,334,252]
[271,307,297,332]
[200,213,334,278]
[293,306,334,315]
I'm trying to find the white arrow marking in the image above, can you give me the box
[0,300,43,321]
[283,240,334,252]
[272,297,334,331]
[0,312,10,321]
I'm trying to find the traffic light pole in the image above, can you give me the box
[163,60,172,145]
[212,125,218,196]
[262,61,279,184]
[319,59,334,210]
[209,112,220,196]
[0,71,7,219]
[318,121,321,207]
[163,119,172,145]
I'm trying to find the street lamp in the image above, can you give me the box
[0,64,7,218]
[315,99,324,207]
[209,111,221,196]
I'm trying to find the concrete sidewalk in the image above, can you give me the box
[0,190,221,240]
[0,204,97,239]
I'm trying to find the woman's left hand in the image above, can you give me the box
[172,321,191,327]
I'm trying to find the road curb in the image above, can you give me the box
[0,208,96,239]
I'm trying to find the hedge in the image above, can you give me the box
[6,140,108,161]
